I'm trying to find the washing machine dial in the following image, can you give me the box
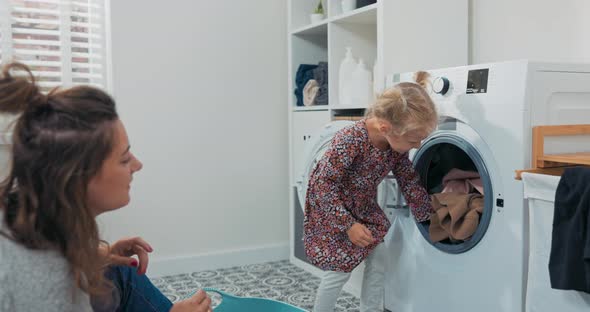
[432,77,450,95]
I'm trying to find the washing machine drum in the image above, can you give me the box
[295,121,354,209]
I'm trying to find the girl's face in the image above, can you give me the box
[378,120,431,153]
[384,130,429,153]
[87,119,143,216]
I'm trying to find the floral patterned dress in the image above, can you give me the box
[303,119,432,272]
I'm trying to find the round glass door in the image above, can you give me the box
[412,132,494,254]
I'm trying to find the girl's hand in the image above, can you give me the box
[347,223,375,247]
[170,290,212,312]
[103,237,153,275]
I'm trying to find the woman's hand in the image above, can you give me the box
[170,290,212,312]
[101,237,153,275]
[347,223,375,247]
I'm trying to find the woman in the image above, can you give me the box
[0,62,211,312]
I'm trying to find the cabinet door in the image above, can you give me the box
[291,110,330,184]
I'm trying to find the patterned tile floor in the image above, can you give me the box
[151,260,360,311]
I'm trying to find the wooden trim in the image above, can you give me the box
[515,167,567,180]
[516,124,590,180]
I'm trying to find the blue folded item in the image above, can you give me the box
[313,62,329,106]
[294,64,318,106]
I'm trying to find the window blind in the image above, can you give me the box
[0,0,109,92]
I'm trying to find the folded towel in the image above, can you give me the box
[313,62,328,105]
[294,64,318,106]
[303,79,319,106]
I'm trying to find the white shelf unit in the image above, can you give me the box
[292,106,329,112]
[287,0,468,274]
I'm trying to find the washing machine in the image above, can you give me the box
[383,60,590,312]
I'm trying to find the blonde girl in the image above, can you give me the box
[304,72,437,312]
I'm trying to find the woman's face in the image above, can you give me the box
[87,119,143,216]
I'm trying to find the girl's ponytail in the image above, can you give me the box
[414,70,430,90]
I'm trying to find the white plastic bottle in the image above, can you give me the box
[373,58,383,98]
[338,47,356,107]
[351,58,372,106]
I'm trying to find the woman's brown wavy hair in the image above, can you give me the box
[0,62,117,296]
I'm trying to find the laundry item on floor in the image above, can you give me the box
[442,168,484,195]
[429,192,485,242]
[549,167,590,294]
[303,79,319,106]
[204,288,307,312]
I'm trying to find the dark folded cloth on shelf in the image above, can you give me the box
[313,62,328,106]
[294,64,318,106]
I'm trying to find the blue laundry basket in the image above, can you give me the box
[204,288,308,312]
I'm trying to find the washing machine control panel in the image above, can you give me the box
[432,77,450,95]
[466,68,489,94]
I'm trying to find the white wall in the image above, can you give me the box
[99,1,288,276]
[470,0,590,64]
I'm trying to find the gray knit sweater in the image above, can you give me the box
[0,216,93,312]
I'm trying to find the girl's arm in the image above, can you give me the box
[392,153,433,222]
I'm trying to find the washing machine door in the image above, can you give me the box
[409,117,500,253]
[294,121,354,208]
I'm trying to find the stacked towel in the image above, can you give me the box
[303,80,319,106]
[294,64,318,106]
[313,62,328,105]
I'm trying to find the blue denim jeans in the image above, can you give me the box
[91,265,173,312]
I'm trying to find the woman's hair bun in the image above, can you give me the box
[0,62,45,114]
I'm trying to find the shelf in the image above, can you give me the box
[515,124,590,179]
[290,4,377,35]
[539,152,590,166]
[331,105,368,110]
[292,106,329,112]
[330,3,377,24]
[291,20,328,36]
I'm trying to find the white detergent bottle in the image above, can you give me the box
[338,47,356,107]
[351,58,372,106]
[373,58,383,98]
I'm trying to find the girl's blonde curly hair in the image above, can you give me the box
[366,71,437,136]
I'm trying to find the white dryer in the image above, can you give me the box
[383,60,590,312]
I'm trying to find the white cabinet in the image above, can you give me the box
[287,0,468,267]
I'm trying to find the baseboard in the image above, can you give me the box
[147,242,289,278]
[290,256,362,297]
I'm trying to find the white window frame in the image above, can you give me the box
[0,0,112,92]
